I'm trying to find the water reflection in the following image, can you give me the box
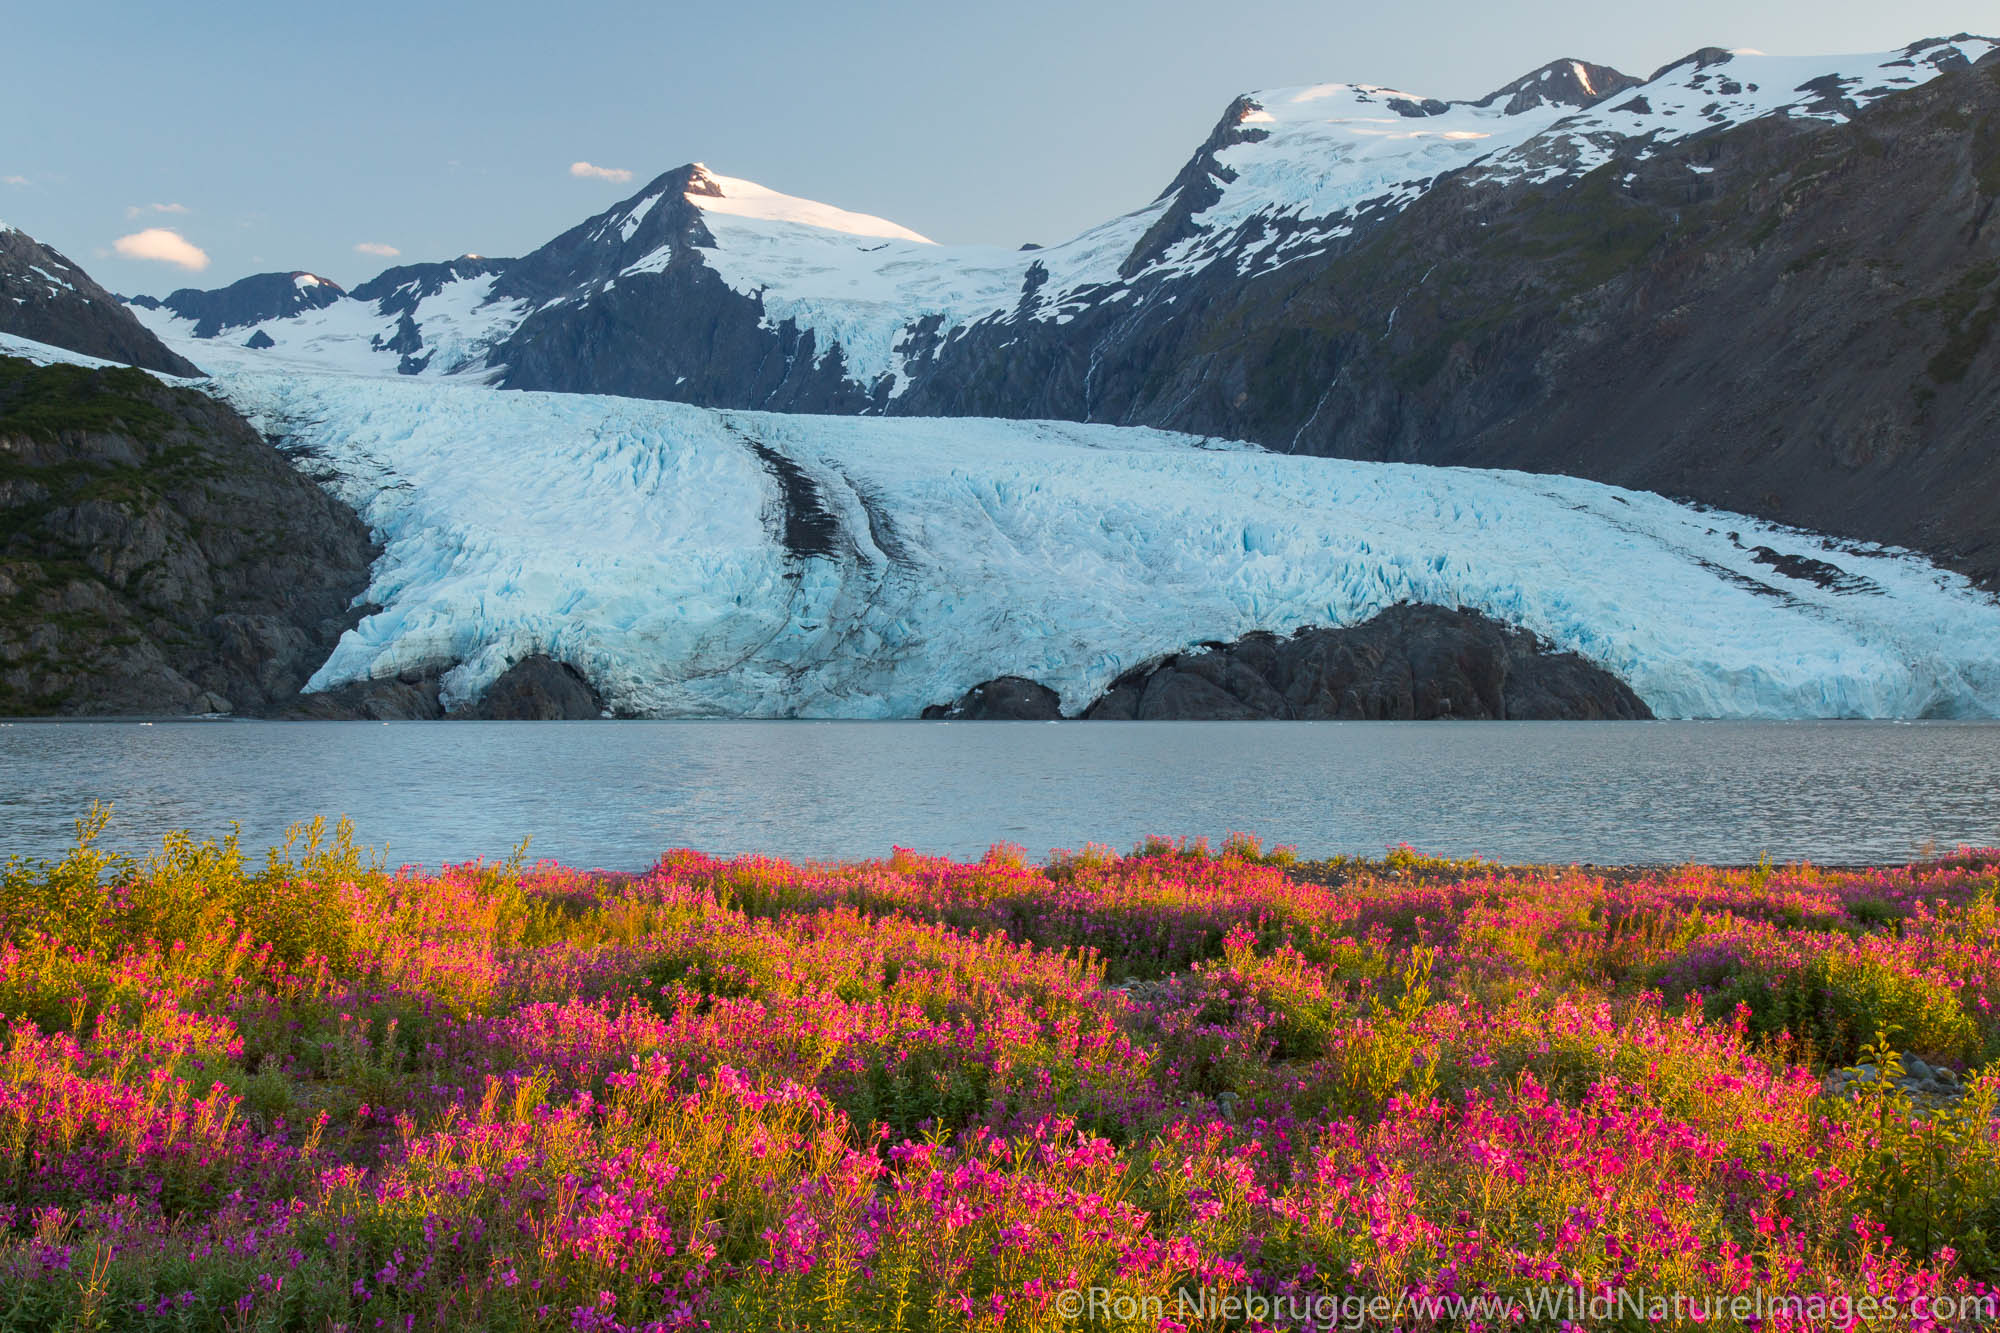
[0,720,1994,870]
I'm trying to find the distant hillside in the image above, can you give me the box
[125,269,345,339]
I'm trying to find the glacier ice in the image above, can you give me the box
[192,364,2000,721]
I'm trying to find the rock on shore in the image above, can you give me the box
[924,605,1653,721]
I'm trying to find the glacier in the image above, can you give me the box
[189,363,2000,721]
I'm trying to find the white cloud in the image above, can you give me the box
[2,175,28,187]
[124,202,190,219]
[569,160,633,184]
[354,241,401,257]
[113,227,210,271]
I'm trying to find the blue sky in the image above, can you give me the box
[3,0,1993,295]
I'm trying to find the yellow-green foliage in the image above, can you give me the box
[1719,947,1982,1066]
[2,819,2000,1330]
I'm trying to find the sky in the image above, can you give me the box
[3,0,1994,296]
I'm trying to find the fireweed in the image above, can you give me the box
[1,814,1998,1328]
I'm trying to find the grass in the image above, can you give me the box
[0,356,179,445]
[2,813,1999,1329]
[1512,167,1674,292]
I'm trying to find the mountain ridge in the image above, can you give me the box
[106,34,2000,589]
[0,226,201,377]
[125,270,345,339]
[123,36,1994,399]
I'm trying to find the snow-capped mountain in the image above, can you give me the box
[120,35,2000,591]
[128,36,1992,400]
[125,269,346,340]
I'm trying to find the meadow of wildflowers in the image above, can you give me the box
[4,807,2000,1330]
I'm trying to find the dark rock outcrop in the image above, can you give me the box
[1087,607,1651,720]
[279,670,445,721]
[922,676,1064,720]
[0,355,376,715]
[462,655,603,719]
[0,227,202,377]
[927,605,1652,721]
[280,656,603,720]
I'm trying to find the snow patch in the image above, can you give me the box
[0,329,202,378]
[691,167,934,243]
[0,330,126,369]
[617,191,660,241]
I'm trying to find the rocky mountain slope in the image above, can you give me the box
[125,270,346,339]
[943,41,2000,589]
[1,226,201,376]
[0,329,619,719]
[0,349,372,714]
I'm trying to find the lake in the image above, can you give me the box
[1,720,1996,870]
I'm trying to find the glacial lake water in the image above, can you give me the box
[1,720,1997,871]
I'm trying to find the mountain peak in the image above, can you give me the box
[0,223,203,375]
[1471,58,1641,114]
[1645,46,1740,82]
[145,269,347,339]
[685,163,723,197]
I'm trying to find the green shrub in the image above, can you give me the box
[1828,1030,2000,1273]
[1718,948,1981,1067]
